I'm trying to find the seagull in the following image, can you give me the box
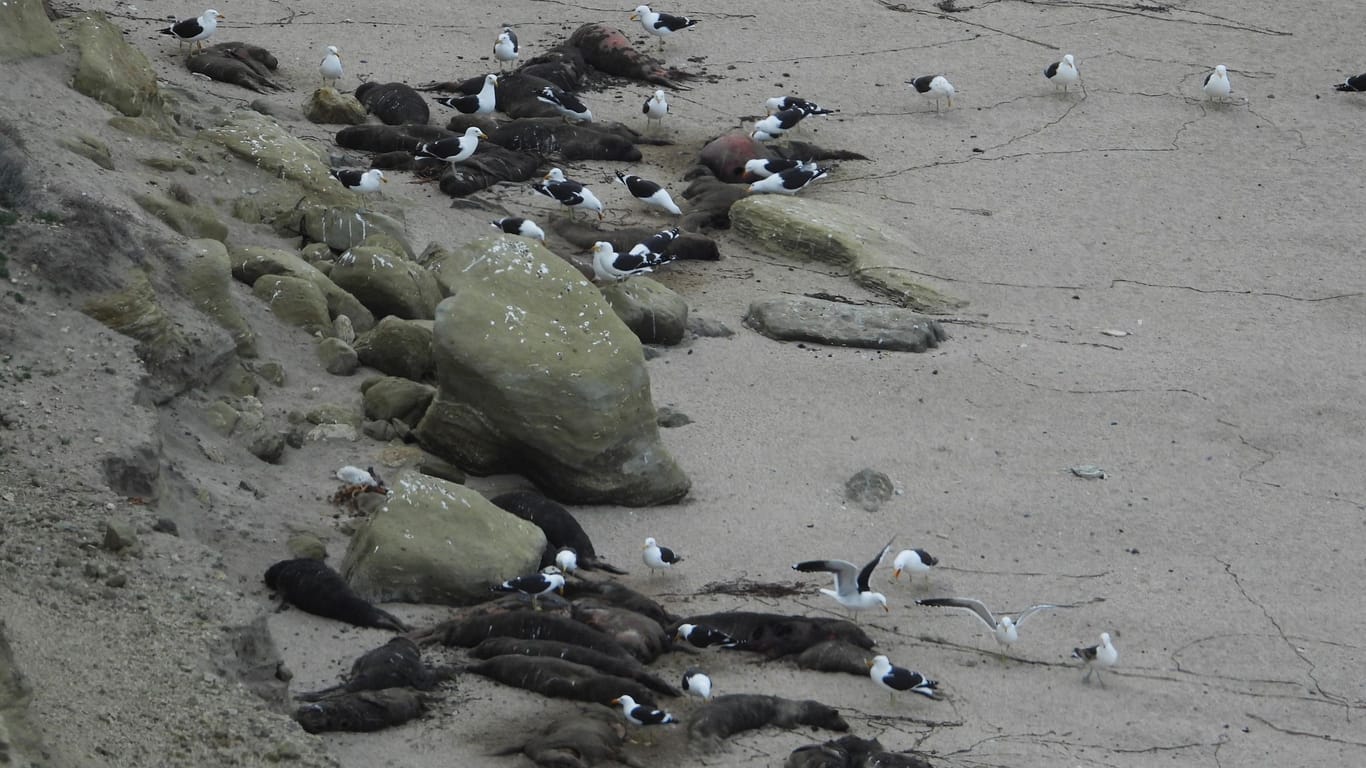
[616,171,682,215]
[792,537,894,620]
[892,549,938,583]
[335,465,382,487]
[743,158,807,180]
[915,597,1061,653]
[416,126,487,165]
[161,9,222,54]
[628,226,680,260]
[494,27,519,72]
[532,168,604,220]
[675,623,739,650]
[643,536,682,574]
[682,668,713,700]
[1203,64,1232,102]
[1333,73,1366,92]
[747,165,828,195]
[765,96,837,116]
[593,242,671,282]
[631,5,698,49]
[434,74,498,115]
[492,567,565,609]
[643,90,669,133]
[490,217,546,241]
[1073,632,1119,686]
[868,655,938,704]
[537,86,593,122]
[612,695,676,726]
[1044,53,1079,92]
[751,107,806,142]
[319,46,343,88]
[907,74,956,112]
[554,547,579,575]
[330,169,386,211]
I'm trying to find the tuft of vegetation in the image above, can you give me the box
[35,211,62,225]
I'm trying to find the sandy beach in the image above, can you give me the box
[1,0,1364,766]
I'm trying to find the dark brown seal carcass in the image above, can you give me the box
[295,637,446,701]
[293,688,430,733]
[335,123,454,153]
[469,637,680,697]
[414,610,632,658]
[563,579,676,627]
[355,81,431,125]
[263,558,409,632]
[186,42,283,92]
[671,612,874,658]
[795,640,876,677]
[491,491,628,574]
[465,655,657,705]
[485,118,643,162]
[786,735,935,768]
[489,706,631,768]
[567,24,694,89]
[688,694,848,746]
[571,600,669,663]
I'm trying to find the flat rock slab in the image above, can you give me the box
[744,296,948,353]
[729,196,964,314]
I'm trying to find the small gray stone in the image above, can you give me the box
[103,520,138,551]
[687,316,735,338]
[306,424,358,442]
[333,314,356,345]
[105,572,128,588]
[152,518,179,535]
[203,400,239,435]
[362,419,398,441]
[845,468,895,512]
[307,403,360,426]
[656,406,693,428]
[353,492,388,517]
[318,337,360,375]
[249,360,287,387]
[249,432,287,464]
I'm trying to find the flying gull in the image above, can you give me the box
[916,597,1061,653]
[792,537,894,619]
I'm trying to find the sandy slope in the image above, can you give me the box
[1,0,1364,766]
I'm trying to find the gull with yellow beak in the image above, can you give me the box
[792,537,894,621]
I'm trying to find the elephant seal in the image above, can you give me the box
[794,640,876,677]
[465,655,657,705]
[571,600,670,663]
[491,491,628,574]
[263,558,409,632]
[688,694,848,747]
[489,706,631,768]
[469,637,680,697]
[671,612,873,658]
[415,610,632,658]
[186,42,283,92]
[786,736,935,768]
[567,24,694,89]
[354,81,431,125]
[293,688,430,733]
[295,637,446,701]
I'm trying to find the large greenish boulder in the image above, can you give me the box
[291,204,415,259]
[340,472,546,605]
[230,245,375,333]
[317,337,359,375]
[362,376,435,426]
[303,88,367,125]
[599,277,689,345]
[63,12,159,117]
[729,196,964,314]
[329,246,442,320]
[177,239,256,357]
[133,192,229,241]
[0,0,62,60]
[252,275,331,334]
[744,296,950,353]
[201,111,334,193]
[418,235,689,506]
[353,316,433,381]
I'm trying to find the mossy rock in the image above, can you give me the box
[63,11,160,117]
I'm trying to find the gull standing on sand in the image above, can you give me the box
[1203,64,1232,102]
[868,655,938,704]
[916,597,1060,652]
[792,538,894,619]
[682,668,713,700]
[643,536,683,574]
[161,9,222,54]
[490,217,546,241]
[748,165,828,195]
[319,46,343,87]
[1073,632,1119,685]
[907,74,956,112]
[631,5,698,49]
[643,90,669,133]
[616,171,682,215]
[494,27,519,71]
[532,168,604,220]
[434,74,498,115]
[892,548,938,583]
[1044,53,1079,92]
[613,695,676,725]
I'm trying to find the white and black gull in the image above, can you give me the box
[792,537,895,619]
[1073,632,1119,686]
[631,5,698,48]
[675,623,739,650]
[435,74,499,115]
[916,597,1061,653]
[494,27,519,72]
[892,548,938,583]
[492,567,565,609]
[490,217,546,241]
[161,9,222,53]
[748,164,828,195]
[1203,64,1232,102]
[592,242,670,282]
[643,536,683,574]
[682,668,713,700]
[1334,72,1366,92]
[643,89,669,133]
[629,226,680,259]
[1044,53,1079,92]
[751,107,806,141]
[532,168,604,220]
[538,86,593,122]
[616,171,682,215]
[907,74,956,112]
[319,45,343,87]
[416,126,487,165]
[868,655,938,704]
[612,695,676,725]
[330,169,386,210]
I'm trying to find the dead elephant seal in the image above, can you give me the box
[490,706,632,768]
[672,612,874,658]
[295,637,446,701]
[293,688,430,733]
[491,491,628,574]
[688,694,848,746]
[414,610,633,658]
[264,558,409,632]
[795,640,876,677]
[186,42,283,92]
[465,654,658,705]
[567,24,694,89]
[354,81,431,125]
[786,735,935,768]
[469,637,680,696]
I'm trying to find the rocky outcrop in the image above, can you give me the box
[0,0,61,61]
[353,317,433,380]
[729,196,964,314]
[418,235,689,505]
[304,87,367,125]
[288,204,415,260]
[252,275,332,334]
[361,376,435,426]
[340,472,546,605]
[599,277,689,346]
[744,296,949,353]
[230,245,376,333]
[202,111,336,193]
[329,246,443,320]
[178,239,257,357]
[64,12,160,117]
[133,192,229,241]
